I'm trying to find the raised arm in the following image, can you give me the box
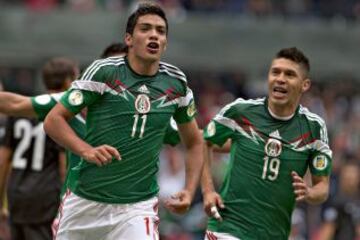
[0,92,35,117]
[164,119,204,214]
[44,103,120,166]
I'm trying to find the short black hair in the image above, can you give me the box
[126,2,168,35]
[100,42,128,58]
[276,47,310,76]
[42,57,78,91]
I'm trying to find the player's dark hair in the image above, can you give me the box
[101,42,128,58]
[276,47,310,76]
[126,2,168,35]
[42,57,78,91]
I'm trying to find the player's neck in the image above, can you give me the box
[127,54,159,76]
[268,101,297,120]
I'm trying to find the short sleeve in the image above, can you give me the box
[203,102,237,147]
[163,117,181,146]
[31,94,58,121]
[60,89,100,115]
[173,88,197,124]
[309,123,332,176]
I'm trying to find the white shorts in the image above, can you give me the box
[205,230,240,240]
[53,190,159,240]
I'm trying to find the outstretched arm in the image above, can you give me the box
[44,103,120,166]
[0,92,35,117]
[164,120,204,214]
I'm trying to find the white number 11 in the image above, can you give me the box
[131,114,147,138]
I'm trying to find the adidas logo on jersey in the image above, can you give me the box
[138,85,150,94]
[269,130,281,139]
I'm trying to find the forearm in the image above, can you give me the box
[44,112,91,158]
[183,137,204,197]
[0,92,35,117]
[201,143,216,194]
[306,178,329,204]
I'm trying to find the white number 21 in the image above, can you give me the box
[12,119,45,171]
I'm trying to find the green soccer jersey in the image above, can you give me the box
[31,93,86,198]
[60,56,196,204]
[203,98,332,240]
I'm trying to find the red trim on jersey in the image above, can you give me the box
[153,200,159,213]
[105,79,127,93]
[206,230,218,240]
[52,189,72,240]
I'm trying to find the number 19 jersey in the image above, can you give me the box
[60,56,196,204]
[204,98,332,239]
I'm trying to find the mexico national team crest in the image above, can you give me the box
[312,155,328,171]
[265,138,282,157]
[135,94,151,114]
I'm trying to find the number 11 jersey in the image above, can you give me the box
[60,56,196,204]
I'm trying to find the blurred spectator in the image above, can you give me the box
[317,161,360,240]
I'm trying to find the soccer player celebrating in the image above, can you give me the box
[44,3,203,240]
[202,47,332,240]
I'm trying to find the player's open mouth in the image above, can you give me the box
[273,86,287,97]
[147,42,160,53]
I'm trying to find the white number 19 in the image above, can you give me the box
[262,156,280,181]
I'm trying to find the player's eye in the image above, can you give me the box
[157,27,166,35]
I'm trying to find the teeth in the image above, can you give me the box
[148,43,159,49]
[274,87,286,93]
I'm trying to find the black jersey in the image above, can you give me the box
[3,117,63,223]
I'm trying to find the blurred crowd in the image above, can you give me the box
[1,0,360,22]
[1,64,359,239]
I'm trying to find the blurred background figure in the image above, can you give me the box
[0,57,79,240]
[0,81,10,240]
[316,161,360,240]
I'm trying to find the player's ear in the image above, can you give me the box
[124,33,132,48]
[302,78,311,93]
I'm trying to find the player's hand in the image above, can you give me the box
[291,171,309,202]
[164,189,192,215]
[81,145,121,166]
[203,191,224,221]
